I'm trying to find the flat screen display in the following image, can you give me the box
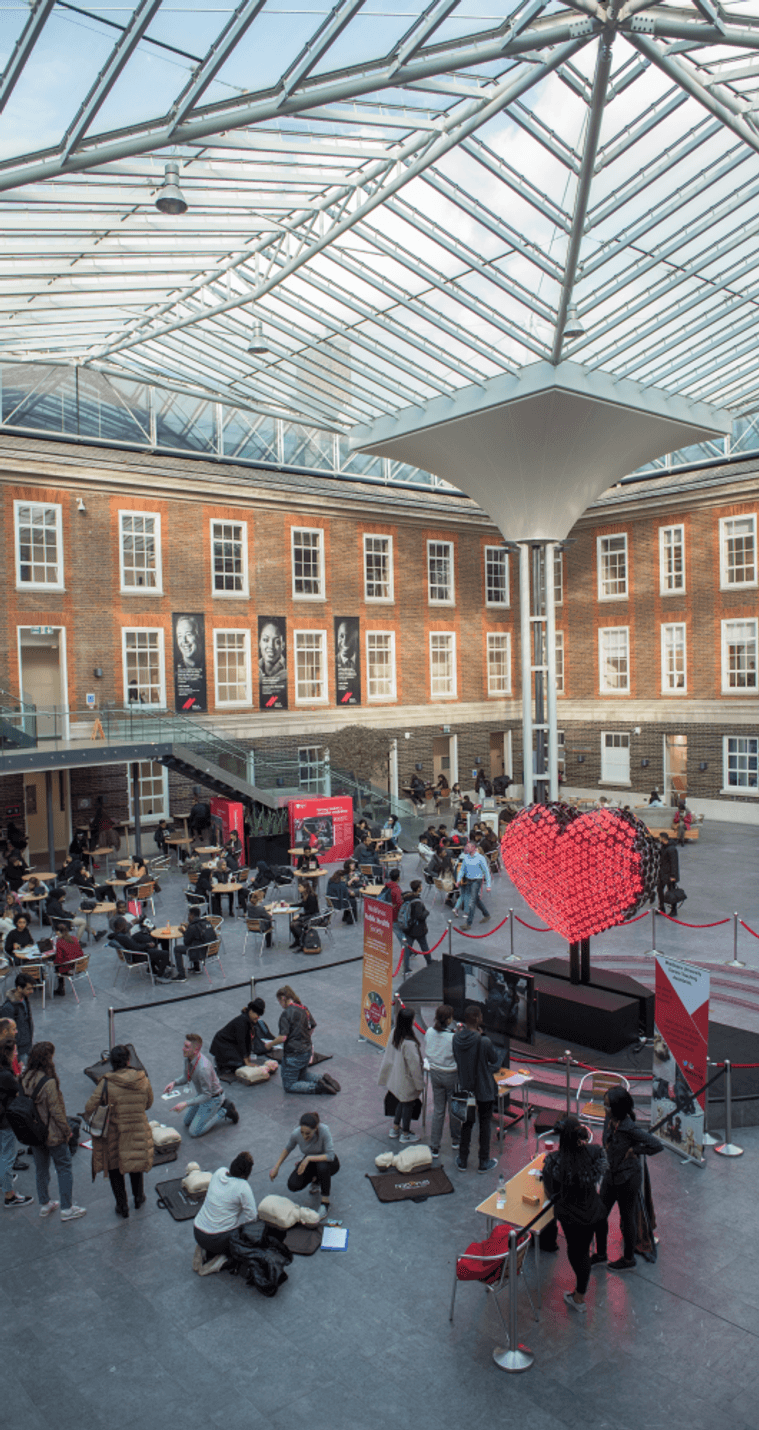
[442,955,535,1053]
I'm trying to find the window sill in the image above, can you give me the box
[721,689,759,696]
[367,696,398,703]
[599,779,632,788]
[365,596,395,604]
[16,584,65,593]
[120,588,163,597]
[720,787,759,797]
[598,689,631,696]
[597,594,629,602]
[212,591,249,600]
[292,594,326,602]
[295,697,329,706]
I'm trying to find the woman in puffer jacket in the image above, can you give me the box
[85,1043,153,1218]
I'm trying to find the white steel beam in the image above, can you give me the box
[61,0,165,161]
[0,0,56,115]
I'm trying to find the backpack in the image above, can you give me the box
[301,926,322,955]
[6,1074,52,1147]
[398,899,414,931]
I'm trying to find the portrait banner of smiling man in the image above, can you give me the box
[334,616,360,706]
[258,615,288,711]
[172,612,207,713]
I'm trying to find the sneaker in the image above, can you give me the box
[388,1126,401,1139]
[608,1256,636,1271]
[564,1291,587,1313]
[39,1200,60,1217]
[478,1158,498,1173]
[189,966,203,974]
[13,1156,29,1171]
[192,1244,206,1273]
[172,973,187,983]
[589,1253,607,1266]
[224,1100,239,1125]
[61,1205,87,1221]
[455,1157,468,1171]
[430,1148,440,1158]
[451,1141,460,1151]
[94,930,107,942]
[399,1132,418,1144]
[316,1205,330,1221]
[4,1193,33,1208]
[155,974,174,984]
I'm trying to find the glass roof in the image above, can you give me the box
[3,0,759,453]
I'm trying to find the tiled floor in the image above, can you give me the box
[5,821,759,1430]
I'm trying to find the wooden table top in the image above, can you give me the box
[298,868,326,879]
[153,925,183,939]
[90,901,116,915]
[195,846,222,855]
[166,836,193,846]
[475,1151,552,1231]
[20,891,47,902]
[211,881,245,893]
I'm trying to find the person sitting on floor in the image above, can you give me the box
[192,1151,257,1274]
[210,1000,274,1073]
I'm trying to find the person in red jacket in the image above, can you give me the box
[52,924,84,998]
[384,868,404,944]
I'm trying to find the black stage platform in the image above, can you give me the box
[528,956,655,1037]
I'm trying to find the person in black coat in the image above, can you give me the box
[4,914,35,965]
[593,1086,663,1270]
[657,834,679,914]
[174,909,217,972]
[542,1115,608,1312]
[72,867,116,904]
[210,1000,274,1073]
[4,853,29,892]
[326,870,357,923]
[452,1005,500,1173]
[110,918,174,981]
[400,881,430,975]
[289,881,319,948]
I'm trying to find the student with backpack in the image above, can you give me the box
[0,1025,31,1208]
[18,1041,86,1219]
[399,881,431,975]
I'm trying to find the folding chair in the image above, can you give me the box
[575,1070,630,1124]
[59,954,96,1003]
[449,1230,537,1338]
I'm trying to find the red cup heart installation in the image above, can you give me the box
[500,803,661,943]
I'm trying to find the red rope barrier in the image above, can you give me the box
[739,919,759,940]
[455,912,512,940]
[659,914,731,928]
[622,910,650,925]
[392,924,449,975]
[513,914,551,932]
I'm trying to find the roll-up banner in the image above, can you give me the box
[172,613,207,713]
[653,954,710,1161]
[258,616,288,710]
[334,616,360,705]
[359,895,394,1049]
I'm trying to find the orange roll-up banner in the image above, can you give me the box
[359,895,394,1049]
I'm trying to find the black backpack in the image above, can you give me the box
[301,926,322,955]
[6,1073,52,1147]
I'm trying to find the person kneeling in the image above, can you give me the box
[193,1151,256,1274]
[164,1033,239,1135]
[269,1112,338,1220]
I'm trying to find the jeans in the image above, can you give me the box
[597,1178,640,1261]
[108,1168,144,1209]
[0,1126,17,1196]
[457,1098,494,1167]
[393,1099,417,1133]
[287,1155,340,1199]
[281,1056,322,1095]
[32,1142,73,1210]
[429,1067,461,1150]
[184,1093,228,1137]
[560,1219,605,1296]
[463,879,489,927]
[402,934,430,975]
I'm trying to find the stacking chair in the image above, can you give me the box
[20,962,47,1010]
[243,918,269,959]
[305,908,334,946]
[131,881,157,918]
[575,1070,630,1124]
[59,954,96,1003]
[201,939,224,983]
[205,913,227,955]
[114,944,156,990]
[449,1229,537,1339]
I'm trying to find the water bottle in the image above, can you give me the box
[496,1173,506,1210]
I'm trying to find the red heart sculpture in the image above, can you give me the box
[500,803,660,942]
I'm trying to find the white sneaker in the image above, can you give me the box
[399,1132,419,1144]
[39,1200,60,1217]
[61,1205,87,1222]
[388,1126,400,1139]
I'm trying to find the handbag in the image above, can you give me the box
[451,1088,477,1125]
[82,1079,110,1138]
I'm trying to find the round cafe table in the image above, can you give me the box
[19,891,47,924]
[152,924,183,977]
[13,944,56,996]
[83,900,115,943]
[195,846,222,856]
[265,902,295,946]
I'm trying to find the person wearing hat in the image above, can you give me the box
[592,1086,664,1270]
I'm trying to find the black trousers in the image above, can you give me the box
[560,1218,605,1295]
[287,1155,340,1199]
[458,1099,494,1168]
[108,1168,144,1208]
[597,1178,639,1260]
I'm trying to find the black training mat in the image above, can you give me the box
[284,1225,323,1255]
[151,1144,179,1167]
[365,1166,454,1203]
[155,1178,206,1220]
[84,1044,145,1083]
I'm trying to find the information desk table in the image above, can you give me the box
[476,1150,552,1304]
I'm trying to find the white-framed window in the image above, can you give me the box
[724,736,759,792]
[661,623,686,692]
[554,549,563,606]
[211,520,248,597]
[363,535,394,602]
[659,524,685,594]
[429,631,456,698]
[127,761,169,821]
[14,501,64,589]
[292,527,325,599]
[555,630,565,694]
[599,626,630,693]
[119,510,162,592]
[366,631,396,700]
[597,533,628,599]
[601,732,630,783]
[722,618,758,692]
[427,540,454,604]
[487,632,511,695]
[485,546,509,607]
[298,746,323,793]
[122,627,165,706]
[213,629,252,706]
[720,515,757,589]
[294,629,328,702]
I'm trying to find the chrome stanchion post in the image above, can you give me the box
[702,1059,718,1146]
[645,907,661,957]
[108,1006,115,1049]
[565,1050,572,1115]
[249,975,256,1001]
[493,1229,534,1373]
[715,1060,744,1157]
[448,919,453,957]
[725,912,746,968]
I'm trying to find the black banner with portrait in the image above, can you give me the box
[258,616,288,710]
[172,613,207,713]
[334,616,361,706]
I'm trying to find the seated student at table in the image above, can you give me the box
[342,858,366,892]
[326,869,357,924]
[245,890,272,948]
[110,917,177,982]
[353,817,372,845]
[5,913,35,964]
[56,853,83,886]
[108,900,138,934]
[408,773,427,806]
[51,924,85,998]
[174,907,217,973]
[354,840,382,879]
[19,875,49,900]
[297,850,320,873]
[4,851,30,892]
[209,861,238,917]
[381,815,402,851]
[0,892,20,939]
[72,867,117,904]
[210,1000,274,1073]
[289,880,319,949]
[45,886,88,942]
[192,1152,257,1270]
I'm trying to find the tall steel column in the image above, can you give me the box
[517,541,559,806]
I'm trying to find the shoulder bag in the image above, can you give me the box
[83,1078,110,1138]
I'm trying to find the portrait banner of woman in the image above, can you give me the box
[172,613,207,712]
[334,616,360,706]
[258,615,288,710]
